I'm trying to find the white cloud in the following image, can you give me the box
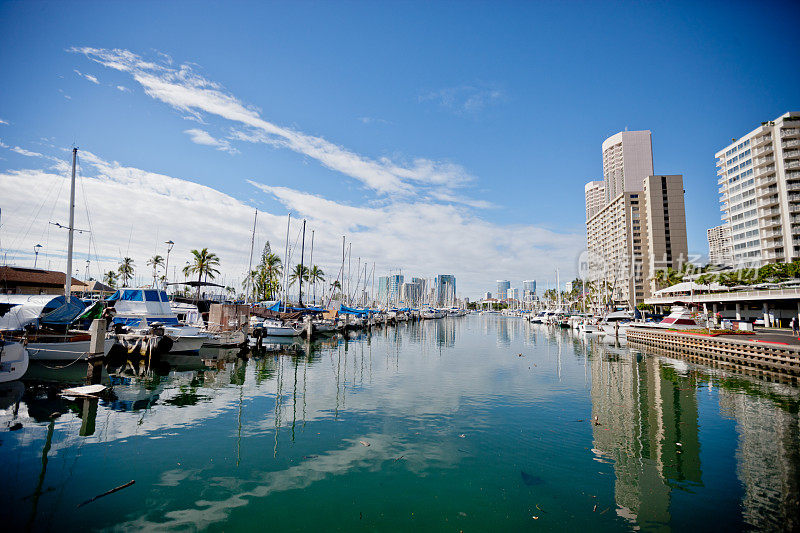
[116,85,130,92]
[70,47,476,197]
[419,84,506,114]
[0,152,582,297]
[73,68,99,84]
[0,118,8,125]
[10,146,44,157]
[183,128,238,154]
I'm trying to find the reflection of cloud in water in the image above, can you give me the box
[117,433,458,531]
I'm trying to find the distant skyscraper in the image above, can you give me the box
[496,280,510,297]
[412,277,427,301]
[522,280,536,294]
[388,274,404,303]
[585,180,605,221]
[707,224,733,266]
[435,274,456,306]
[484,291,491,300]
[400,281,421,304]
[602,130,654,203]
[377,276,389,302]
[506,288,518,300]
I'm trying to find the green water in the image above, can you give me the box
[2,315,799,531]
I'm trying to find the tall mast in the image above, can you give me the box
[341,236,346,305]
[65,148,77,303]
[282,213,291,309]
[246,209,257,303]
[298,219,306,306]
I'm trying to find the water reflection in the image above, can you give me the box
[1,317,798,531]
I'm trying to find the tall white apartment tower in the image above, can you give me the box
[585,180,605,220]
[716,112,800,266]
[602,130,655,203]
[707,224,733,266]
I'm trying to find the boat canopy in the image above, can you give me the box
[254,300,281,312]
[107,288,179,326]
[0,294,88,330]
[339,305,372,316]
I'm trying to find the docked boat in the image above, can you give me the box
[0,340,28,382]
[108,288,209,353]
[599,310,634,337]
[0,294,115,361]
[649,306,706,330]
[420,308,445,319]
[252,318,303,337]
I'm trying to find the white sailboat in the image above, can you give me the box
[0,339,28,383]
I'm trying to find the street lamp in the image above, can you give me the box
[33,244,42,269]
[164,240,175,291]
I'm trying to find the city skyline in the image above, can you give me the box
[1,2,798,298]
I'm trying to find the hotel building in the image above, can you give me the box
[586,130,687,307]
[585,180,605,220]
[707,224,733,266]
[716,111,800,266]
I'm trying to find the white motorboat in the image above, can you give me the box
[578,321,601,335]
[650,306,707,330]
[254,318,303,337]
[0,340,28,382]
[599,310,634,337]
[109,288,209,353]
[420,308,445,319]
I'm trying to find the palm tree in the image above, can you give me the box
[147,254,165,287]
[103,270,118,289]
[308,265,325,305]
[183,248,221,300]
[330,280,342,301]
[117,257,135,287]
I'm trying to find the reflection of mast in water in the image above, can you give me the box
[302,355,307,428]
[273,355,284,458]
[291,356,299,442]
[26,418,55,532]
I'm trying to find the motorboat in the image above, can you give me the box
[0,294,115,361]
[252,318,303,337]
[0,339,28,382]
[420,308,445,319]
[649,306,707,330]
[599,310,634,337]
[108,288,209,353]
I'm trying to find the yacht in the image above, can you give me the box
[599,310,634,337]
[108,288,208,353]
[650,306,706,330]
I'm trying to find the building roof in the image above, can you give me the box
[0,266,82,288]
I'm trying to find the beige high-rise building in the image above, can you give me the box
[585,180,605,220]
[707,224,733,266]
[716,111,800,266]
[586,174,688,307]
[602,130,654,202]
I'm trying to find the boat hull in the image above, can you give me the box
[168,335,208,353]
[0,341,28,382]
[202,330,247,347]
[27,337,115,361]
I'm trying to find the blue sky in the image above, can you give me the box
[1,0,798,297]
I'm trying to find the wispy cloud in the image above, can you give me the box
[357,116,391,125]
[10,146,44,157]
[73,69,99,84]
[0,118,8,125]
[419,84,505,115]
[70,47,476,197]
[184,128,238,154]
[116,85,130,92]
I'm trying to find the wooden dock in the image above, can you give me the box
[626,327,800,380]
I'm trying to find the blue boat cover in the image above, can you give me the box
[40,296,89,326]
[339,305,372,316]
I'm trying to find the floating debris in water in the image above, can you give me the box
[359,440,371,447]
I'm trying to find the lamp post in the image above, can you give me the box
[163,240,175,291]
[33,244,42,268]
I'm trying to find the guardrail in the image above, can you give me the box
[645,288,800,305]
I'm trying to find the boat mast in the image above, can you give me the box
[65,147,77,303]
[309,230,314,305]
[298,219,306,306]
[282,213,291,310]
[246,209,257,303]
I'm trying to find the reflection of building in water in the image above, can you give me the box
[434,317,456,347]
[718,388,800,532]
[590,349,701,528]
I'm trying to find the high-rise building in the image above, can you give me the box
[388,274,404,303]
[585,180,606,220]
[496,280,510,298]
[522,280,536,294]
[602,130,654,203]
[377,276,388,302]
[400,281,421,304]
[715,112,800,266]
[587,175,688,307]
[484,291,491,300]
[435,274,456,306]
[411,277,427,301]
[506,288,518,300]
[707,224,733,266]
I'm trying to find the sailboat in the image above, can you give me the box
[0,339,28,383]
[0,149,115,361]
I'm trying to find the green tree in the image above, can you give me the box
[183,248,221,299]
[117,257,135,287]
[103,270,118,289]
[308,265,325,305]
[147,254,164,287]
[330,279,342,301]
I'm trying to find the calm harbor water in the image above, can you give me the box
[2,315,799,532]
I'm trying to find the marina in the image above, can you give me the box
[2,313,799,531]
